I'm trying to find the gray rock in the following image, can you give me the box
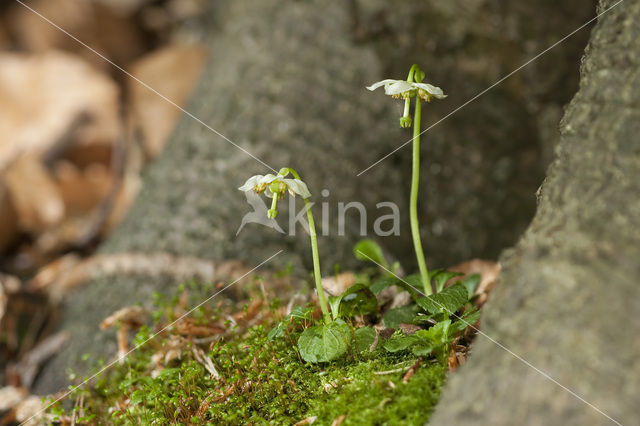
[431,1,640,424]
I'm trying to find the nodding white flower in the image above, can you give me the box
[366,79,447,101]
[238,173,311,199]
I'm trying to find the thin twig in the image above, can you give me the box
[373,366,410,376]
[402,357,423,383]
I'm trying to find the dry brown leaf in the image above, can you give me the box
[0,274,21,323]
[174,317,225,337]
[398,323,421,335]
[4,154,65,233]
[14,395,46,426]
[127,44,208,158]
[7,0,148,69]
[0,51,120,172]
[0,185,19,253]
[294,416,317,425]
[0,386,26,411]
[7,0,91,54]
[0,20,8,50]
[447,259,501,306]
[376,326,396,340]
[54,160,112,215]
[321,272,357,297]
[447,259,501,291]
[31,218,98,264]
[232,298,263,323]
[0,273,21,294]
[0,283,6,324]
[448,349,459,371]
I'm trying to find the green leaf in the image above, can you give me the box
[383,332,419,353]
[403,274,424,292]
[354,327,377,353]
[298,319,351,363]
[370,275,423,299]
[416,282,469,315]
[328,296,342,319]
[460,274,481,298]
[353,239,388,268]
[409,320,452,356]
[267,321,288,341]
[268,306,314,341]
[382,328,438,357]
[420,319,451,345]
[431,270,464,293]
[449,308,481,336]
[382,306,417,329]
[411,341,436,357]
[370,277,399,295]
[289,306,314,322]
[129,389,145,406]
[412,313,436,325]
[338,284,378,317]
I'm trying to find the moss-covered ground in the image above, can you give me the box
[48,280,448,425]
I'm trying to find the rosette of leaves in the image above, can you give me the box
[270,283,379,363]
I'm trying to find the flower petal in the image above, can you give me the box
[283,178,311,198]
[385,80,414,95]
[366,79,400,91]
[264,186,275,198]
[259,174,280,185]
[238,175,262,191]
[413,83,447,99]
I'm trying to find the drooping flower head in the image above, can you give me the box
[238,172,311,199]
[366,79,446,102]
[367,65,446,128]
[239,169,311,218]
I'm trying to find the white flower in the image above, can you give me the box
[238,173,311,198]
[366,79,447,101]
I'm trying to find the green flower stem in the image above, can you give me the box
[410,99,433,295]
[403,97,411,118]
[268,196,278,219]
[282,168,331,323]
[407,64,419,82]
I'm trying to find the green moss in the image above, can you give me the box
[50,285,447,425]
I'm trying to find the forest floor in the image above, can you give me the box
[38,276,459,425]
[10,253,497,425]
[44,280,448,425]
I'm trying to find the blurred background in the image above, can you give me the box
[0,0,598,411]
[0,0,210,396]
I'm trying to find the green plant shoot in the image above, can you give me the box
[367,64,447,295]
[238,167,331,323]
